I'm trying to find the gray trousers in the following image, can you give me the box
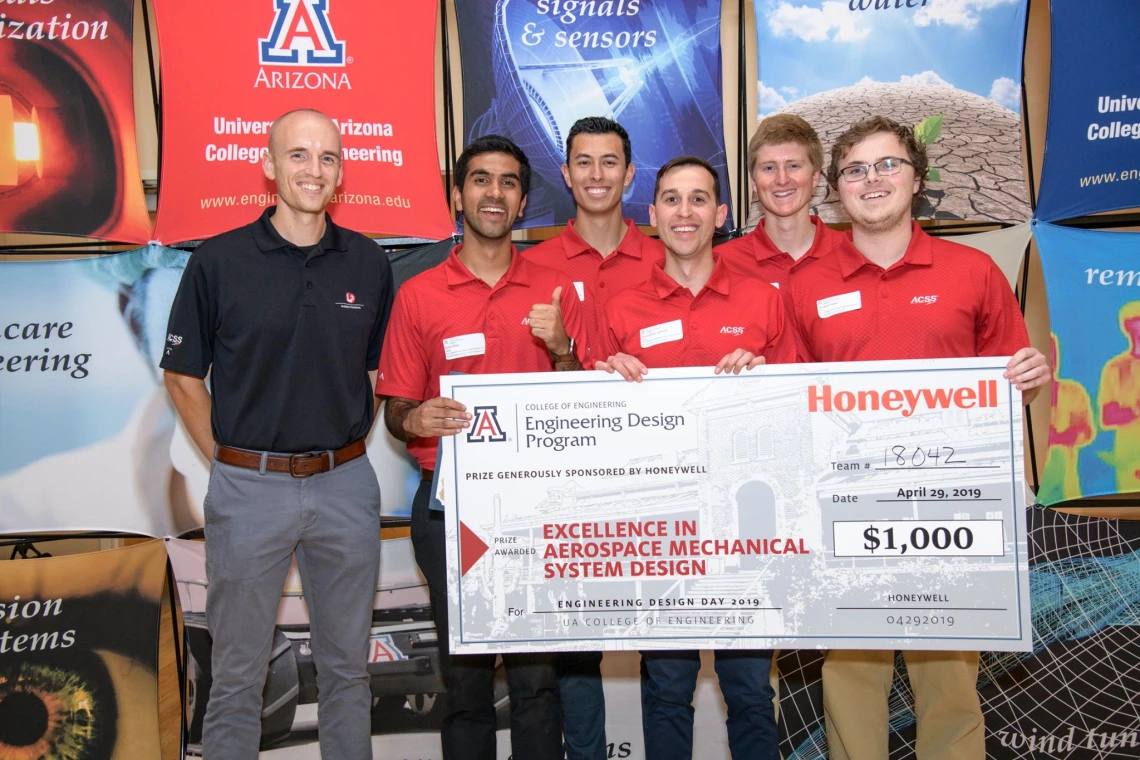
[202,454,382,760]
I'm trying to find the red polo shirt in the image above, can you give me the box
[714,216,841,290]
[601,256,795,369]
[524,219,664,363]
[787,223,1029,362]
[376,246,588,469]
[523,218,665,306]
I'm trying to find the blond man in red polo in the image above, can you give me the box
[715,114,843,288]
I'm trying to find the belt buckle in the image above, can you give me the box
[289,453,318,478]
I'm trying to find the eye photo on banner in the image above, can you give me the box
[150,0,454,244]
[0,0,151,242]
[455,0,732,230]
[0,540,168,760]
[755,0,1030,225]
[1035,0,1140,222]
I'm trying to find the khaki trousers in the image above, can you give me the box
[822,650,984,760]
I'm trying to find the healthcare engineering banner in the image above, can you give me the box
[1035,0,1140,221]
[0,540,168,759]
[150,0,454,244]
[0,248,421,536]
[778,505,1140,759]
[754,0,1030,225]
[455,0,731,229]
[1034,223,1140,506]
[0,0,150,242]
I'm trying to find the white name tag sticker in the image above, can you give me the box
[443,332,486,360]
[770,282,780,289]
[573,282,585,302]
[817,291,862,319]
[640,319,684,349]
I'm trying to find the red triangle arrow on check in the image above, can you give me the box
[459,521,490,576]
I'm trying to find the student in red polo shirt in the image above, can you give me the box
[715,114,842,289]
[787,116,1050,760]
[525,117,664,370]
[524,115,662,760]
[598,156,790,760]
[377,135,587,760]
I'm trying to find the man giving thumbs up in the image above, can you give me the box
[377,135,587,760]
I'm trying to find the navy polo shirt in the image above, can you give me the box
[161,206,394,453]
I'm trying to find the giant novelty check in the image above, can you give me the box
[438,358,1031,654]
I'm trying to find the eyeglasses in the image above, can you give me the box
[838,157,913,182]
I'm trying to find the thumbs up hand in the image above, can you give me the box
[529,286,571,355]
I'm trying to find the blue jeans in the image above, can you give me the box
[558,652,607,760]
[641,650,778,760]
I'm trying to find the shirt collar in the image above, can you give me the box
[836,221,932,279]
[649,254,731,298]
[563,219,647,259]
[251,206,349,256]
[747,215,831,263]
[443,244,529,288]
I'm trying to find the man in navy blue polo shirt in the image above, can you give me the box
[161,108,393,760]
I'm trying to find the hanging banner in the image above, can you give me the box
[755,0,1030,225]
[455,0,731,229]
[150,0,454,244]
[0,540,167,759]
[1036,0,1140,221]
[1034,223,1140,506]
[0,0,151,242]
[777,506,1140,759]
[0,249,422,536]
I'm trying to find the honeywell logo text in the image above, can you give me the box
[808,380,1000,418]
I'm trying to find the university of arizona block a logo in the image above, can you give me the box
[467,407,507,443]
[259,0,345,66]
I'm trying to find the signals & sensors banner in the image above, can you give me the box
[455,0,731,230]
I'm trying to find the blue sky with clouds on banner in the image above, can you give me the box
[756,0,1026,114]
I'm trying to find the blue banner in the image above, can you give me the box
[455,0,730,229]
[1036,0,1140,221]
[754,0,1029,225]
[1034,222,1140,505]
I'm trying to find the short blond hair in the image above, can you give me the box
[747,114,824,174]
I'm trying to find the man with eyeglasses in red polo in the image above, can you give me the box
[787,115,1050,760]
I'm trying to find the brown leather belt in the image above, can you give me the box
[215,439,367,478]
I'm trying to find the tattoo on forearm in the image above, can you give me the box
[383,396,421,442]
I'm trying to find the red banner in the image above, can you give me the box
[151,0,454,244]
[0,0,151,242]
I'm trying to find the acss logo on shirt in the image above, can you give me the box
[719,326,744,336]
[910,295,938,305]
